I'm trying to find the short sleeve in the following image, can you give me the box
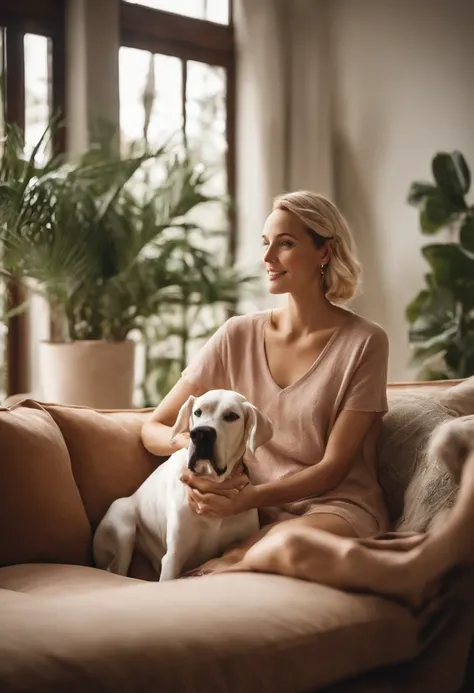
[181,321,229,391]
[341,328,389,413]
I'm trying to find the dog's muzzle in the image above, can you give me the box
[188,426,225,475]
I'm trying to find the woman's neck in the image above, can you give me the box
[273,292,346,337]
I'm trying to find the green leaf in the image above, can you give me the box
[409,323,458,356]
[445,343,463,372]
[420,194,454,234]
[452,151,471,195]
[407,182,438,208]
[405,289,430,322]
[422,243,474,285]
[432,152,468,210]
[460,214,474,254]
[417,367,450,381]
[453,282,474,311]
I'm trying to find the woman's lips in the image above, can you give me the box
[267,270,286,281]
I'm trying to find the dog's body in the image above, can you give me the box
[93,390,273,581]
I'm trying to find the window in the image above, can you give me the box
[123,0,230,25]
[0,1,65,399]
[119,49,228,240]
[120,1,235,404]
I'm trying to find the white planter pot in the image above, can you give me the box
[38,340,136,409]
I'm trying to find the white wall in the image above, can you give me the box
[330,0,474,380]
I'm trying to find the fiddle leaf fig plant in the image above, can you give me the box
[406,151,474,380]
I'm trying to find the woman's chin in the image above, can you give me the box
[267,279,288,294]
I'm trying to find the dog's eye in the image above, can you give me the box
[194,408,202,418]
[223,412,240,422]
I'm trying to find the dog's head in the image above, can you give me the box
[170,389,273,479]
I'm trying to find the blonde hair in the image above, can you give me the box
[273,190,362,303]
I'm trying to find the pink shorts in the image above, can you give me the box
[260,500,383,538]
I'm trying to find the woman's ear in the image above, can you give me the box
[170,396,196,441]
[320,242,332,266]
[242,402,273,455]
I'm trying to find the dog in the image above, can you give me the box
[93,389,273,581]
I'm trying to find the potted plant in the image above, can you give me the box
[0,121,248,408]
[406,151,474,380]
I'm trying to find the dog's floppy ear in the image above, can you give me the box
[242,402,273,455]
[170,395,196,441]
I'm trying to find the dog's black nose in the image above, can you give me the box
[190,426,217,442]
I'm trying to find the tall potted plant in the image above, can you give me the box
[406,151,474,380]
[0,121,238,408]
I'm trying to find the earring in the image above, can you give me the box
[320,263,327,291]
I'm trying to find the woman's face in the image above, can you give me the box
[262,208,329,296]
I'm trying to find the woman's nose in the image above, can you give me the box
[263,244,275,262]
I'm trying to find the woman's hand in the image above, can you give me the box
[180,468,258,517]
[171,432,190,450]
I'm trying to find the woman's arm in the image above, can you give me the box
[254,409,380,508]
[143,320,231,457]
[185,409,381,516]
[141,378,202,457]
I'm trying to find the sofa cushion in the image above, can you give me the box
[377,378,473,526]
[0,400,92,568]
[0,563,140,596]
[42,404,162,530]
[0,571,424,693]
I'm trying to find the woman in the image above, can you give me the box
[142,191,395,576]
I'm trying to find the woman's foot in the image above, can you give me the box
[182,550,245,578]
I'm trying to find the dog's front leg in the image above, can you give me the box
[159,513,190,581]
[159,551,182,581]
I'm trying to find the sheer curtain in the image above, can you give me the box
[234,0,333,310]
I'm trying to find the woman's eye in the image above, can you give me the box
[223,412,240,422]
[194,409,202,417]
[281,241,293,247]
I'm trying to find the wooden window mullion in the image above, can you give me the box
[182,59,187,148]
[225,57,236,268]
[5,23,30,396]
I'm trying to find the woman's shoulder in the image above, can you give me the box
[344,311,389,349]
[221,309,270,336]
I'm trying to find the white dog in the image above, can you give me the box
[93,390,273,581]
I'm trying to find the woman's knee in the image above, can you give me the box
[245,527,312,575]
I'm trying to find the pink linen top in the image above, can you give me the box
[182,310,389,532]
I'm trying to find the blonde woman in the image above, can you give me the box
[142,191,392,578]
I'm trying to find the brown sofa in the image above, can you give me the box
[1,380,473,693]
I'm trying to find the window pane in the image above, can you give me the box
[186,60,227,248]
[24,34,52,163]
[24,34,53,398]
[120,47,183,154]
[124,0,230,24]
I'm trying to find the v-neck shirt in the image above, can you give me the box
[181,310,389,530]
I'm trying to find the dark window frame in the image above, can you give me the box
[0,0,66,396]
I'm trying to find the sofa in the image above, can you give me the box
[1,378,474,693]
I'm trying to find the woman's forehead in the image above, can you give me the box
[263,208,305,237]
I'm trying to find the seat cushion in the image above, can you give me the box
[0,571,423,693]
[0,563,140,596]
[42,404,163,530]
[0,400,92,567]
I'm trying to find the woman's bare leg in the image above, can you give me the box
[184,513,357,577]
[220,453,474,606]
